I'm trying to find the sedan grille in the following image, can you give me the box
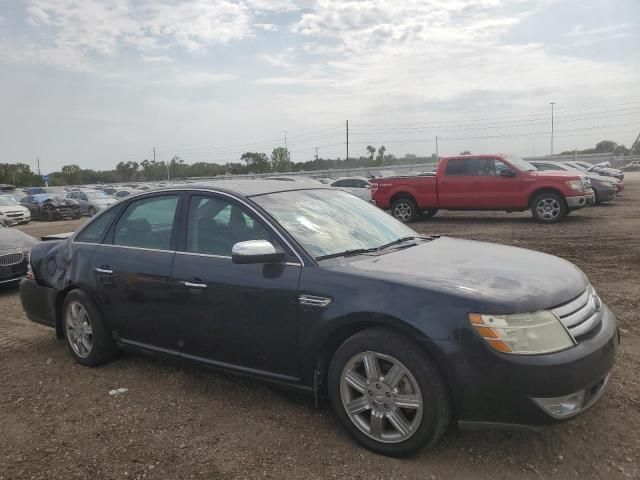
[552,287,601,339]
[0,251,24,267]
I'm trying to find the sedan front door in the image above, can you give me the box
[171,193,302,380]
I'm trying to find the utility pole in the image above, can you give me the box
[435,136,439,160]
[630,131,640,155]
[283,130,290,171]
[550,102,556,156]
[346,120,349,168]
[36,156,41,176]
[314,147,319,170]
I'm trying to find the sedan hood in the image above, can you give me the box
[0,227,39,252]
[337,237,588,313]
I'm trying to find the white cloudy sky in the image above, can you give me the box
[1,0,639,172]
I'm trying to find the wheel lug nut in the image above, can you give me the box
[376,383,381,389]
[386,392,391,397]
[368,390,373,396]
[384,403,389,409]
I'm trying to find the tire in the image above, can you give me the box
[391,197,418,223]
[328,327,450,457]
[420,209,438,219]
[62,289,119,366]
[593,190,600,205]
[531,192,567,224]
[45,210,54,222]
[88,206,96,216]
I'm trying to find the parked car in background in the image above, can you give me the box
[66,190,117,216]
[622,160,640,172]
[112,188,143,199]
[318,178,335,184]
[19,181,618,457]
[25,187,66,195]
[100,186,118,195]
[371,155,593,223]
[0,224,38,286]
[0,195,32,225]
[265,176,323,184]
[560,161,624,193]
[530,161,617,204]
[571,161,624,181]
[20,194,81,221]
[330,177,372,201]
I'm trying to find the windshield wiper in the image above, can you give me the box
[317,236,435,260]
[377,236,420,251]
[316,247,380,260]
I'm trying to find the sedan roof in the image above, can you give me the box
[186,179,332,197]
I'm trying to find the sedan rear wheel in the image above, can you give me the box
[88,206,96,216]
[328,327,450,457]
[63,290,119,366]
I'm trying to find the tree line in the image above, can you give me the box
[1,139,630,187]
[0,145,437,187]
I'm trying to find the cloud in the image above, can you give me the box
[19,0,290,69]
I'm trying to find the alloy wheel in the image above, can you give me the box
[536,197,561,220]
[393,202,413,222]
[65,301,93,358]
[340,351,423,443]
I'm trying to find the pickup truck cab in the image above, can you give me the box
[371,154,593,223]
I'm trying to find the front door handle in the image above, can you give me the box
[182,281,207,289]
[95,267,113,274]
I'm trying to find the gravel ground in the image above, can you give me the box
[1,174,639,480]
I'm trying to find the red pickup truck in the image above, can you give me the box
[371,154,593,223]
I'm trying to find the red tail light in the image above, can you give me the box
[370,183,379,194]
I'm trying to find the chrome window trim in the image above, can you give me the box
[176,250,301,266]
[90,243,175,255]
[71,187,308,266]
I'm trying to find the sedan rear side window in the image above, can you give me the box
[444,159,474,176]
[113,195,178,250]
[76,206,121,243]
[186,196,272,256]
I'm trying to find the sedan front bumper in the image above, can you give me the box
[438,304,618,429]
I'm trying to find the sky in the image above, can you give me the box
[0,0,639,173]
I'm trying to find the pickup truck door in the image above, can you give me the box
[473,158,524,208]
[437,158,476,208]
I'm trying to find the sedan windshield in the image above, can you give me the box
[253,189,417,259]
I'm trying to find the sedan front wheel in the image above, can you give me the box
[328,327,450,457]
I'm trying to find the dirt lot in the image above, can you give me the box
[1,174,639,480]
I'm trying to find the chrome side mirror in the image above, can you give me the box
[231,240,284,264]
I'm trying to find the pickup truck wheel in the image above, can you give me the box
[531,193,567,223]
[391,198,418,223]
[420,209,438,219]
[328,327,450,457]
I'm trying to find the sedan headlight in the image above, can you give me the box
[566,180,584,191]
[469,311,575,354]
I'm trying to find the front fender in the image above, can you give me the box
[298,266,476,385]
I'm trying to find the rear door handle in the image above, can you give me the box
[94,267,113,274]
[182,281,207,289]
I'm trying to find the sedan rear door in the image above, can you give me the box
[90,193,183,353]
